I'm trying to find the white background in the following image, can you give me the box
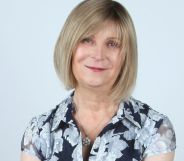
[0,0,183,160]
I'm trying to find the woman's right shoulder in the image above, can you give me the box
[30,106,58,128]
[27,96,70,131]
[26,104,58,129]
[23,91,74,135]
[21,96,72,160]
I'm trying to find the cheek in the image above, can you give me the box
[111,54,124,69]
[73,47,89,64]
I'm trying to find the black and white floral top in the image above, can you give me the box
[21,92,176,161]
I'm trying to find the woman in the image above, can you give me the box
[21,0,176,161]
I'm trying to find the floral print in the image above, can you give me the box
[21,91,176,161]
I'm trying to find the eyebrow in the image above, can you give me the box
[106,37,120,41]
[82,35,120,41]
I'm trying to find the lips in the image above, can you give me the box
[85,65,107,72]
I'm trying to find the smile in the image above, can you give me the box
[85,65,107,72]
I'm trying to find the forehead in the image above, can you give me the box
[84,21,122,40]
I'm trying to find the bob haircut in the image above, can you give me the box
[54,0,138,102]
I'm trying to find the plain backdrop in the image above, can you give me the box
[0,0,183,161]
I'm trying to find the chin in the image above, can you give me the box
[77,76,113,89]
[84,79,110,89]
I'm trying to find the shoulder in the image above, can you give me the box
[21,95,71,160]
[27,94,72,130]
[26,104,59,132]
[127,97,176,158]
[127,97,170,126]
[127,96,175,137]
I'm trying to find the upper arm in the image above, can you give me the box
[143,115,176,160]
[21,117,43,160]
[143,152,175,161]
[21,152,41,161]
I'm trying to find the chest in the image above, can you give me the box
[45,123,144,161]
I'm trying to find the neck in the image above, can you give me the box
[73,87,118,113]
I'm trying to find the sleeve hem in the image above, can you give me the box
[143,145,176,158]
[21,150,42,161]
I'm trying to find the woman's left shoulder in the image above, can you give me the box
[128,97,176,157]
[128,96,173,125]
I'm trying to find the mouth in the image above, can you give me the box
[85,65,107,72]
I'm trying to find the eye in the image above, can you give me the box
[81,37,93,44]
[107,40,120,48]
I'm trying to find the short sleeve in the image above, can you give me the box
[143,116,176,158]
[21,117,43,160]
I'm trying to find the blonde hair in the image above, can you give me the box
[54,0,138,102]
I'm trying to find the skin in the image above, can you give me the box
[143,152,175,161]
[72,21,124,112]
[21,21,175,161]
[72,22,124,95]
[21,153,40,161]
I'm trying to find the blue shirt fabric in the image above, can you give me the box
[21,92,176,161]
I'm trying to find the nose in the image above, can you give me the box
[91,44,105,61]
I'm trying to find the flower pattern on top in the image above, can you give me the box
[21,91,176,161]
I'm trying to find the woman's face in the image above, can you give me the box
[72,22,125,91]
